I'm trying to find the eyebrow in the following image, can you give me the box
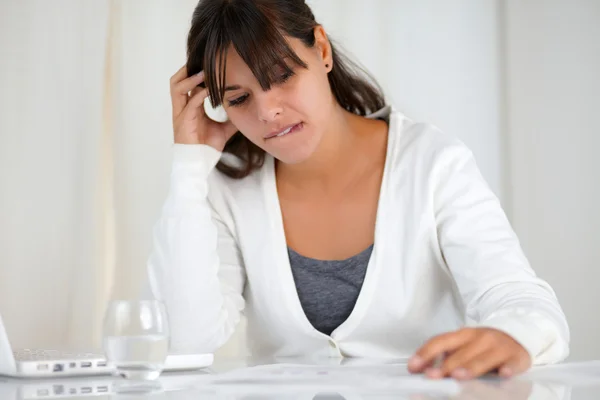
[222,61,291,92]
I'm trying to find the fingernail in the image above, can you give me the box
[452,368,471,380]
[409,356,424,369]
[196,71,204,77]
[499,367,513,378]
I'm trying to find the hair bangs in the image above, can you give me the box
[201,1,308,107]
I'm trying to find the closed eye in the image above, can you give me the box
[275,70,294,84]
[226,70,294,108]
[228,94,249,107]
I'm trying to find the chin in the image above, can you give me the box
[271,148,316,165]
[264,132,321,165]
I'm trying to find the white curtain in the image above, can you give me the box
[0,0,112,350]
[0,0,506,357]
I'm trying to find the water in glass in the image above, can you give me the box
[103,300,169,380]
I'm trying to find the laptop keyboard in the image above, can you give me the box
[13,348,103,361]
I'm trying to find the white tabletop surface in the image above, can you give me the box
[2,357,600,399]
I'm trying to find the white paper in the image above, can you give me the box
[204,363,460,395]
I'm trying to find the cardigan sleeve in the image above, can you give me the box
[145,144,246,354]
[432,139,570,365]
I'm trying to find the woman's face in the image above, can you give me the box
[219,29,334,165]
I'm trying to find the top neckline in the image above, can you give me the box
[287,244,375,264]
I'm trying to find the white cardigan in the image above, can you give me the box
[146,106,570,364]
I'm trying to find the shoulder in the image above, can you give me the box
[206,152,266,216]
[386,107,476,176]
[208,152,265,191]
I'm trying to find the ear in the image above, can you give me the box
[313,25,333,73]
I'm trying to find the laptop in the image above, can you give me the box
[0,314,213,378]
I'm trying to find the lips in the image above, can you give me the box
[264,123,303,139]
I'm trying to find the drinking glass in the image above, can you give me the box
[103,300,169,381]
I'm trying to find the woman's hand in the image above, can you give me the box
[170,65,238,151]
[408,327,532,380]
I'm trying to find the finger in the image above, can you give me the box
[169,65,190,115]
[455,348,511,380]
[181,87,209,121]
[439,335,494,377]
[171,70,205,117]
[409,328,477,373]
[169,64,188,86]
[498,353,532,378]
[188,86,205,104]
[173,70,205,97]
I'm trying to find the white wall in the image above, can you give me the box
[308,0,504,197]
[504,0,600,361]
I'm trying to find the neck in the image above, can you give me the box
[276,105,377,191]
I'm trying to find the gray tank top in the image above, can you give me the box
[288,245,374,336]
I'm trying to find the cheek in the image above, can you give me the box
[288,74,332,120]
[226,112,265,145]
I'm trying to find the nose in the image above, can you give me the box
[255,92,283,123]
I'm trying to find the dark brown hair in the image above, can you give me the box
[186,0,386,179]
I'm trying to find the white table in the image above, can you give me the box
[1,358,600,399]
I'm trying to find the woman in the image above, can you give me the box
[147,0,569,380]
